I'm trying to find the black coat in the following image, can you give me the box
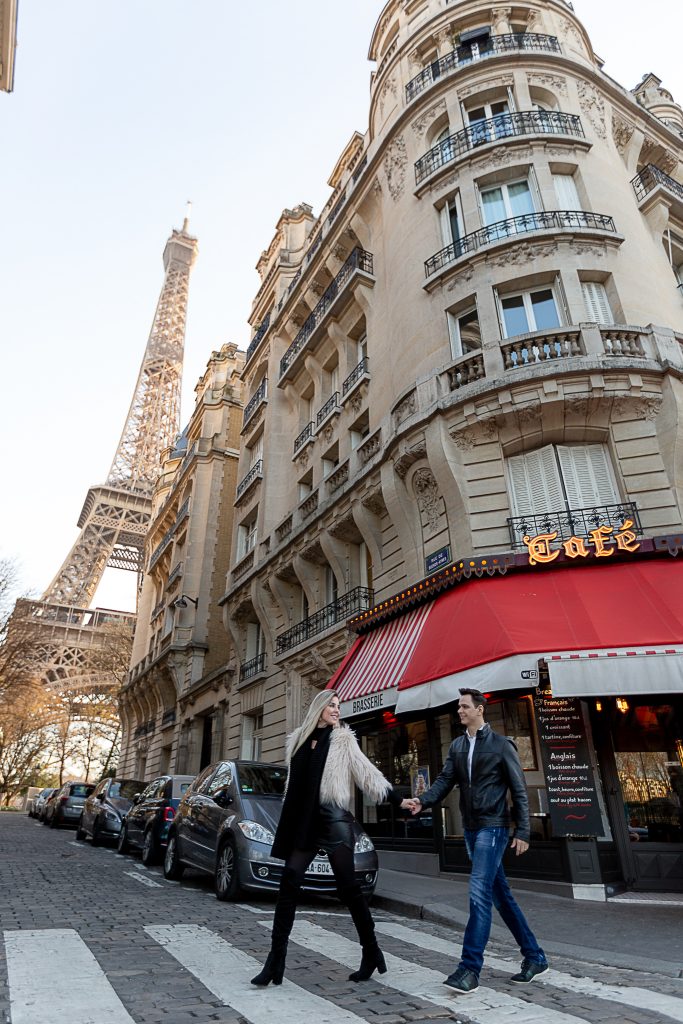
[271,726,332,861]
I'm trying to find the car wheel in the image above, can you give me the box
[91,819,102,847]
[141,828,159,866]
[117,823,130,854]
[163,833,185,880]
[75,816,86,841]
[215,837,241,901]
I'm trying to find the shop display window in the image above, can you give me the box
[359,716,436,840]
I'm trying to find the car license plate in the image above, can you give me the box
[307,859,333,876]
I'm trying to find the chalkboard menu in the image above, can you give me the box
[533,694,604,837]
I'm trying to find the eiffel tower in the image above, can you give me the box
[14,215,198,694]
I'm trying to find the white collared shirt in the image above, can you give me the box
[466,726,485,780]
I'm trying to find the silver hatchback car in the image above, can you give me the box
[163,759,379,901]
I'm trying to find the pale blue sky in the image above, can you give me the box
[1,0,680,612]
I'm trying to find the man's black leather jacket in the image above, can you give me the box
[418,723,530,842]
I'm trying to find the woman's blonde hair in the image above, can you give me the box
[290,689,339,757]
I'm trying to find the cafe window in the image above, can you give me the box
[359,718,435,841]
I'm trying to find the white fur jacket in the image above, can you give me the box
[285,724,392,810]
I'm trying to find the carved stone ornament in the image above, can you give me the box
[485,240,559,269]
[611,110,636,154]
[362,488,387,516]
[371,176,383,197]
[449,419,499,450]
[458,75,513,100]
[472,144,533,172]
[611,395,662,421]
[393,390,417,427]
[527,73,568,98]
[660,150,679,175]
[560,16,585,55]
[411,99,448,141]
[515,401,543,425]
[359,430,382,464]
[379,74,398,119]
[569,239,608,258]
[577,81,607,139]
[525,8,543,31]
[394,439,428,479]
[383,135,407,202]
[333,242,348,262]
[640,137,658,161]
[412,468,441,531]
[296,445,310,467]
[349,390,365,414]
[322,422,335,444]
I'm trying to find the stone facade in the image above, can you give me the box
[223,0,683,762]
[119,344,244,780]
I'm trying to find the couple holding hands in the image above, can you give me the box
[251,687,547,995]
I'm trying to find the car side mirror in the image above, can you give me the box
[213,790,233,809]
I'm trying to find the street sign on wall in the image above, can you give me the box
[425,545,451,574]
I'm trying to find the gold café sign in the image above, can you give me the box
[523,519,641,566]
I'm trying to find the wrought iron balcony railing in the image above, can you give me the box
[507,502,642,549]
[236,459,263,501]
[280,248,374,378]
[406,33,561,102]
[239,651,266,682]
[316,391,340,428]
[276,586,374,655]
[245,312,271,365]
[425,210,616,277]
[415,111,584,185]
[294,421,314,455]
[342,356,369,396]
[631,163,683,204]
[242,377,268,429]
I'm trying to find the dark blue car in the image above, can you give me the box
[117,774,194,865]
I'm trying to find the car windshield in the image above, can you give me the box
[109,780,142,800]
[237,765,287,796]
[69,784,93,797]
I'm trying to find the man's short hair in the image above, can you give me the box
[459,688,487,710]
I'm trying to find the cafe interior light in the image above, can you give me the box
[616,697,630,713]
[595,700,603,712]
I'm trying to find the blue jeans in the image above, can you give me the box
[460,827,546,977]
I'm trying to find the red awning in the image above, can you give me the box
[330,560,683,715]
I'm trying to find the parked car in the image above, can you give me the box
[163,759,379,901]
[29,788,54,818]
[33,786,55,819]
[77,777,145,845]
[45,782,95,828]
[117,774,194,865]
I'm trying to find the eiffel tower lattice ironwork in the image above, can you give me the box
[42,218,198,609]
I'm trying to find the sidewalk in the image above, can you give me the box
[373,867,683,978]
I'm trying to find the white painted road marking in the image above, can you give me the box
[3,928,134,1024]
[123,871,162,888]
[145,923,370,1024]
[282,919,591,1024]
[377,920,683,1023]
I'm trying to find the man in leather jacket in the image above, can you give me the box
[406,688,548,994]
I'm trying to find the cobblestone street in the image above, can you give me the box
[1,813,682,1024]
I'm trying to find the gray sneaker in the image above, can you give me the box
[511,959,549,983]
[443,967,479,993]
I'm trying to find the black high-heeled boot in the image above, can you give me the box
[341,885,388,983]
[251,867,300,987]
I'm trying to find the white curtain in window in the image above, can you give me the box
[507,445,565,516]
[553,173,580,209]
[581,281,613,324]
[557,444,619,508]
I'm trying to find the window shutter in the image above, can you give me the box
[557,444,619,508]
[527,167,543,212]
[553,173,580,210]
[581,281,613,324]
[506,85,517,112]
[507,445,565,517]
[439,203,452,244]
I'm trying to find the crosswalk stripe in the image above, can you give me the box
[3,929,134,1024]
[281,919,591,1024]
[145,923,370,1024]
[124,871,163,888]
[376,921,683,1023]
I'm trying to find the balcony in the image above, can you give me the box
[502,327,584,369]
[406,33,561,103]
[235,459,263,502]
[425,210,617,279]
[276,586,374,655]
[316,391,341,430]
[342,356,370,399]
[415,111,584,186]
[631,164,683,205]
[279,248,374,381]
[240,652,266,682]
[242,377,268,431]
[447,351,485,389]
[293,421,314,456]
[507,502,642,549]
[245,312,271,365]
[166,561,183,588]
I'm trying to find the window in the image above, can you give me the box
[480,179,535,225]
[439,195,463,245]
[467,97,512,144]
[248,435,263,467]
[207,762,233,796]
[246,620,265,661]
[459,26,491,61]
[298,469,313,501]
[447,306,482,358]
[241,713,264,760]
[498,287,561,336]
[325,566,338,605]
[581,281,613,324]
[506,443,619,518]
[238,513,257,559]
[552,173,581,210]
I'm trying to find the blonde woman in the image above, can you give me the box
[251,689,406,987]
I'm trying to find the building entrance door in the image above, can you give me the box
[602,697,683,891]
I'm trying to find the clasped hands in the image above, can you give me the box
[400,798,422,815]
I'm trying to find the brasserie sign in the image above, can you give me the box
[523,519,640,567]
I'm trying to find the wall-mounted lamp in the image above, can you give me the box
[174,594,198,610]
[616,697,630,714]
[595,700,603,712]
